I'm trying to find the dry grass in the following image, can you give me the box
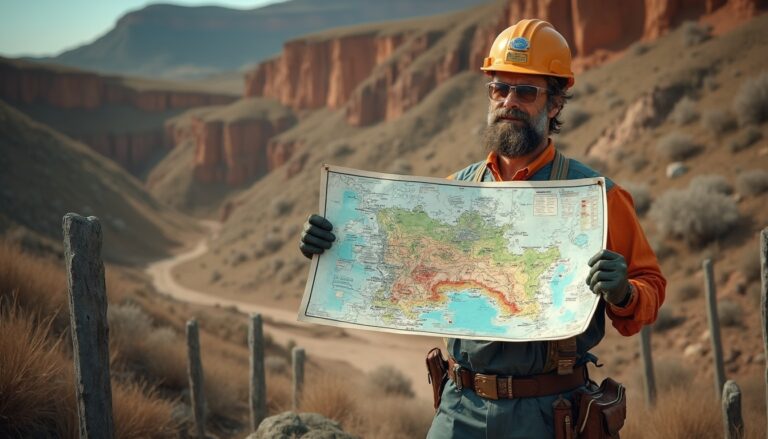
[736,169,768,196]
[0,304,76,438]
[347,396,433,439]
[624,376,766,439]
[300,372,359,425]
[112,380,178,439]
[733,71,768,125]
[655,132,701,161]
[0,240,68,326]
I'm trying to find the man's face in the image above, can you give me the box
[483,72,557,158]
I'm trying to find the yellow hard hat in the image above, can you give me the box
[481,19,575,88]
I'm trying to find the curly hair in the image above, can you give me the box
[546,76,572,134]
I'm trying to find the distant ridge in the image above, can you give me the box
[45,0,491,79]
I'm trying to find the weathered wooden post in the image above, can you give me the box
[63,213,115,439]
[703,258,726,399]
[640,325,656,407]
[187,319,206,438]
[292,347,305,412]
[722,380,744,439]
[760,227,768,433]
[249,313,267,431]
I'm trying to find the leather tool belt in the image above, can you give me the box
[447,357,587,400]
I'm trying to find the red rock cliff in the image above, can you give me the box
[245,0,763,126]
[172,98,296,186]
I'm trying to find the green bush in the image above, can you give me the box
[656,132,701,161]
[733,71,768,125]
[736,169,768,196]
[669,97,698,126]
[701,109,737,136]
[689,174,732,195]
[649,186,740,247]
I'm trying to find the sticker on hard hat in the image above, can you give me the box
[505,51,528,64]
[509,37,529,51]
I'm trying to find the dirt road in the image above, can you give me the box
[146,221,439,401]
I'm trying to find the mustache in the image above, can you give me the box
[489,108,530,124]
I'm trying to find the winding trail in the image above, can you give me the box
[146,221,437,400]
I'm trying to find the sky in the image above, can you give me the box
[0,0,285,57]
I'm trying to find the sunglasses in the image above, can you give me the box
[487,81,548,103]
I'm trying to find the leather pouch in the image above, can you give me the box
[552,394,574,439]
[425,347,448,410]
[572,377,626,439]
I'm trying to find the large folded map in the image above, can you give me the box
[299,165,607,341]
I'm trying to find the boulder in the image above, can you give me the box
[248,412,359,439]
[666,162,688,178]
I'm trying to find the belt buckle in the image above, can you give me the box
[474,373,499,400]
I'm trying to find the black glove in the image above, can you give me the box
[299,214,335,259]
[586,249,632,307]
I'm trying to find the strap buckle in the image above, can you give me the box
[474,373,499,400]
[453,364,463,391]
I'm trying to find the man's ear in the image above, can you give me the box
[548,98,563,119]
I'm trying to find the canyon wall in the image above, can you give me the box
[245,0,763,126]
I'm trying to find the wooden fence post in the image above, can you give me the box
[63,213,114,439]
[703,258,726,399]
[292,347,305,412]
[187,319,206,439]
[722,380,744,439]
[760,227,768,434]
[640,325,656,407]
[249,314,267,431]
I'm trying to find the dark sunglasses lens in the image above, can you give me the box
[514,85,538,103]
[489,83,510,101]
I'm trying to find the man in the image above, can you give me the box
[300,19,665,438]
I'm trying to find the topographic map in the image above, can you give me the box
[299,165,607,341]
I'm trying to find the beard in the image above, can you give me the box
[483,106,549,157]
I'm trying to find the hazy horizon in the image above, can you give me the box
[0,0,286,58]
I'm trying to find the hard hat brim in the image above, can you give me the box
[480,65,575,88]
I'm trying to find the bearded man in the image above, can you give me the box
[300,19,665,438]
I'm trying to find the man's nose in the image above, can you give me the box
[501,92,520,109]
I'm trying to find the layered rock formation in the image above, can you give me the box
[166,98,296,186]
[245,0,764,126]
[0,58,237,171]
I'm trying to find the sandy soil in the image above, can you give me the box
[147,221,439,401]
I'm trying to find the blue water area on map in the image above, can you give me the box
[419,290,508,335]
[549,264,577,323]
[321,190,365,312]
[574,233,589,248]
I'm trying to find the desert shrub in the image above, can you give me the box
[649,237,674,260]
[262,233,283,252]
[348,396,433,439]
[368,365,415,398]
[271,198,294,217]
[0,304,76,438]
[623,386,722,439]
[607,96,624,109]
[681,21,712,46]
[736,169,768,196]
[265,355,289,375]
[728,127,762,152]
[621,182,651,215]
[627,155,649,172]
[112,380,178,439]
[689,174,732,195]
[669,96,698,125]
[300,373,358,425]
[653,307,684,332]
[649,186,740,246]
[204,356,248,417]
[630,42,650,56]
[141,327,187,389]
[733,71,768,125]
[655,132,701,161]
[701,109,737,136]
[331,143,354,158]
[673,282,699,302]
[110,302,154,351]
[562,105,590,130]
[655,357,692,391]
[717,299,742,327]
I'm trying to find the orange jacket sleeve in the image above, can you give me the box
[604,185,666,336]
